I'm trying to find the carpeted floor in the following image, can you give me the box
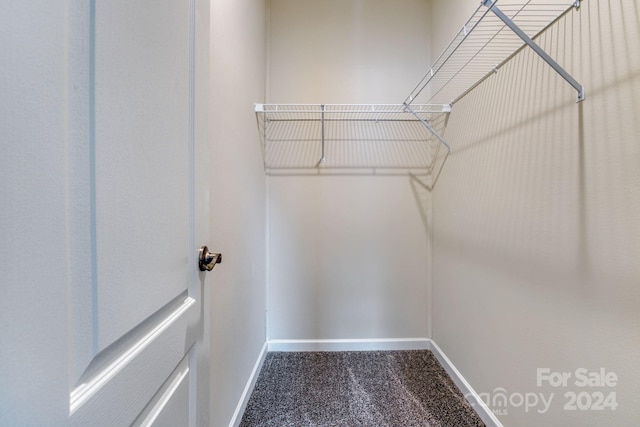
[239,350,486,427]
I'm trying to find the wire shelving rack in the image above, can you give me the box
[255,0,584,182]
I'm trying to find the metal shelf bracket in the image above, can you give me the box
[481,0,585,102]
[403,103,452,153]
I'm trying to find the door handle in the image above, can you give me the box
[199,246,222,271]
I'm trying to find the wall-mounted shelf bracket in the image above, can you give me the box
[481,0,584,102]
[320,104,326,163]
[403,103,452,152]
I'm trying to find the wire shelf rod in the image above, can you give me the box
[256,104,451,114]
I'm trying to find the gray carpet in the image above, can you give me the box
[239,350,486,427]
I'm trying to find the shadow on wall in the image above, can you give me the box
[435,0,640,312]
[409,172,443,239]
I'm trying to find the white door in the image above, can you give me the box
[0,1,212,426]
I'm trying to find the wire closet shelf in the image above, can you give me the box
[405,0,584,107]
[255,0,584,179]
[255,103,451,176]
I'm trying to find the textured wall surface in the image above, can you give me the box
[266,0,434,341]
[208,0,268,425]
[268,176,432,340]
[431,0,640,425]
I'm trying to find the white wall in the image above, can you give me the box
[266,0,433,341]
[269,176,431,339]
[208,0,267,425]
[431,0,640,425]
[267,0,430,104]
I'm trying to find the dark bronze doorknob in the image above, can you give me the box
[199,246,222,271]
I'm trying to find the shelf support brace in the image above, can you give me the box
[403,103,452,152]
[482,0,585,102]
[320,104,326,163]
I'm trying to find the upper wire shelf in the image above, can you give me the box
[255,104,451,177]
[405,0,584,106]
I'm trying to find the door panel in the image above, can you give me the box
[0,0,210,425]
[133,355,191,427]
[71,294,197,425]
[94,0,192,351]
[68,0,211,425]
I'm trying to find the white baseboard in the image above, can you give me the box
[426,340,503,427]
[228,342,268,427]
[229,338,502,427]
[267,337,431,352]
